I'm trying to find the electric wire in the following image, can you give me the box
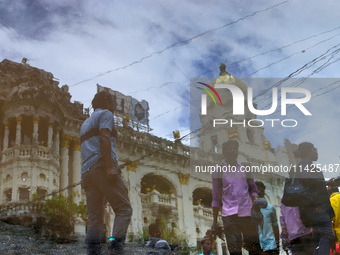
[70,0,291,88]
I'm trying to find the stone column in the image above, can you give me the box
[127,161,143,236]
[60,134,70,196]
[12,188,18,202]
[178,173,196,246]
[12,169,18,202]
[3,124,9,151]
[47,122,53,148]
[55,129,60,156]
[33,117,39,145]
[49,168,54,194]
[16,117,22,146]
[72,137,82,204]
[31,170,37,197]
[0,128,2,152]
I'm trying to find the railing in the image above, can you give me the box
[117,126,190,158]
[194,205,211,218]
[202,208,213,218]
[158,194,171,204]
[193,204,220,221]
[37,147,50,159]
[2,148,15,162]
[140,190,177,208]
[141,192,217,222]
[19,147,32,157]
[1,145,56,163]
[158,193,176,206]
[0,201,44,218]
[141,194,151,204]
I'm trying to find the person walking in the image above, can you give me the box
[80,91,132,255]
[211,140,260,255]
[293,142,334,255]
[253,181,280,254]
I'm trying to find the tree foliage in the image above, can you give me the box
[40,193,87,242]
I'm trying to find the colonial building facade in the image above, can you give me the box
[0,59,296,252]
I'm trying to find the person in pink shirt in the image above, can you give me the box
[211,140,260,255]
[280,198,313,254]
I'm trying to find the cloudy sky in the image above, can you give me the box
[1,0,340,175]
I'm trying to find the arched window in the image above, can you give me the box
[21,172,28,182]
[4,189,12,202]
[37,188,47,200]
[193,187,212,207]
[141,174,176,195]
[39,173,46,181]
[19,188,30,201]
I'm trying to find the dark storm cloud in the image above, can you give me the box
[0,0,83,39]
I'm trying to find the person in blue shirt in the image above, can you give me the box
[199,237,214,255]
[253,181,279,254]
[80,91,132,255]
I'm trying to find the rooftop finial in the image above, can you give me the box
[219,63,227,76]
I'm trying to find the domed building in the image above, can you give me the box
[0,59,86,207]
[0,59,297,253]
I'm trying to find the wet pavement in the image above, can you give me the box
[0,220,88,254]
[0,221,190,254]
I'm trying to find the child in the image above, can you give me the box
[199,237,213,255]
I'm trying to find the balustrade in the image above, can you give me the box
[2,145,53,163]
[0,201,44,218]
[140,191,177,208]
[193,204,214,220]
